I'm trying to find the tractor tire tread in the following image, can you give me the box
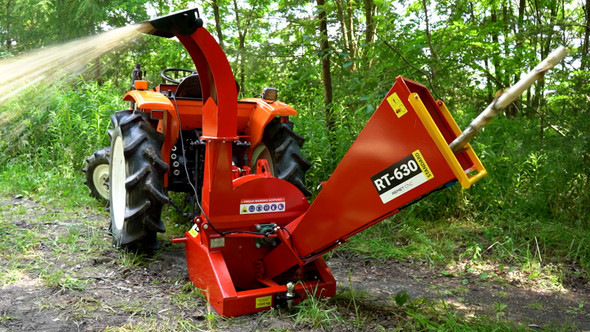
[146,182,170,205]
[123,135,148,157]
[125,165,151,190]
[110,110,167,250]
[262,118,311,197]
[124,200,151,220]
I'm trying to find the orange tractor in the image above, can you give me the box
[85,8,490,316]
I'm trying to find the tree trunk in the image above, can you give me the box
[335,0,358,71]
[364,0,375,45]
[4,0,12,52]
[232,0,246,92]
[211,0,224,49]
[532,0,557,114]
[490,9,503,91]
[583,0,590,69]
[335,0,351,53]
[363,0,376,67]
[503,0,517,119]
[514,0,526,113]
[421,0,438,83]
[317,0,335,133]
[346,1,357,60]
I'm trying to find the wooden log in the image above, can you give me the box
[449,46,568,153]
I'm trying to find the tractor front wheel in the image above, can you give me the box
[109,110,168,249]
[83,147,110,201]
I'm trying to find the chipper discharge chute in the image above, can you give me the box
[103,8,566,317]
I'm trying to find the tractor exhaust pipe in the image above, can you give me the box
[449,46,568,153]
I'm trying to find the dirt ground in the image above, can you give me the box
[1,196,590,331]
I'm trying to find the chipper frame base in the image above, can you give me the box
[183,231,336,317]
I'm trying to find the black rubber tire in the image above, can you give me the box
[257,117,312,197]
[83,147,110,201]
[109,110,169,250]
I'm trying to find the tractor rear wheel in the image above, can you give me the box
[255,117,312,197]
[83,147,110,201]
[109,110,168,249]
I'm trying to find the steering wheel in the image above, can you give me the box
[160,68,198,84]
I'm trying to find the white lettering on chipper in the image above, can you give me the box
[374,174,392,191]
[371,150,434,204]
[374,179,384,191]
[373,160,419,189]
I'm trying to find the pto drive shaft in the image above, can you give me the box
[449,46,568,153]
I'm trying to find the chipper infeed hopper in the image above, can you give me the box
[133,8,569,317]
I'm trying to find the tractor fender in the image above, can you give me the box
[243,98,298,148]
[123,90,179,188]
[122,90,180,143]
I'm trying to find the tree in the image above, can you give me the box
[582,0,590,69]
[209,0,225,48]
[316,0,335,133]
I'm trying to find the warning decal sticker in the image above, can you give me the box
[188,224,199,238]
[371,150,434,204]
[387,92,408,118]
[240,198,286,215]
[255,295,272,308]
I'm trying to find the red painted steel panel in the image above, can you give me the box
[184,231,336,317]
[289,77,458,256]
[262,77,476,279]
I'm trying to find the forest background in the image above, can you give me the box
[0,0,589,329]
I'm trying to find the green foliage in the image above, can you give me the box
[1,0,150,54]
[0,79,124,201]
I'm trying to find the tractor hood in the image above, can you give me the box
[144,8,203,38]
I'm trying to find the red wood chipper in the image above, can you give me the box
[86,8,565,317]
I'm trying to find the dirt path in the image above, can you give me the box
[1,196,589,331]
[330,253,590,329]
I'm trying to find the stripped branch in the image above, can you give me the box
[449,46,568,152]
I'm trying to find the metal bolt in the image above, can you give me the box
[255,224,262,231]
[286,282,295,296]
[255,243,261,248]
[203,224,209,229]
[286,282,295,309]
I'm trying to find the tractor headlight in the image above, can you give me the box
[262,87,278,102]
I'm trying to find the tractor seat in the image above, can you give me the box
[175,74,202,99]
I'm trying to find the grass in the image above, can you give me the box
[333,274,372,328]
[528,302,545,311]
[41,269,92,292]
[0,311,16,323]
[291,287,343,330]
